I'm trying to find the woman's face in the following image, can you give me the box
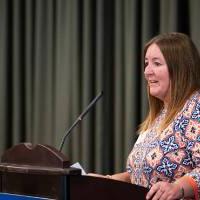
[144,43,170,104]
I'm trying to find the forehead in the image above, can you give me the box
[145,43,165,60]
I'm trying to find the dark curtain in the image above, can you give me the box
[0,0,200,174]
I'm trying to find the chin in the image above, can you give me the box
[149,92,163,100]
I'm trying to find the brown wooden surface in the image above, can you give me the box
[70,175,149,200]
[0,143,149,200]
[1,143,70,168]
[0,143,81,199]
[0,173,64,199]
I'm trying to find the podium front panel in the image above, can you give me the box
[69,175,148,200]
[0,172,69,200]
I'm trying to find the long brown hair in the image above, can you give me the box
[139,32,200,133]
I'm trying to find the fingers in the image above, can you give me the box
[146,183,161,200]
[87,173,96,176]
[87,173,107,178]
[151,188,170,200]
[152,188,164,200]
[146,182,180,200]
[146,182,171,200]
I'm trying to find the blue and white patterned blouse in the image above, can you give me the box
[127,90,200,199]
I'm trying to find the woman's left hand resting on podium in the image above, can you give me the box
[89,33,200,200]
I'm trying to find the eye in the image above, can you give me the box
[154,62,162,66]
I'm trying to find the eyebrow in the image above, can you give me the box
[145,57,163,61]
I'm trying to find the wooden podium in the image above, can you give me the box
[0,143,148,199]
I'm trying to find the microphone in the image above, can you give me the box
[59,91,103,152]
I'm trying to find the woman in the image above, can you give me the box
[90,32,200,200]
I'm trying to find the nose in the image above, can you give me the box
[144,64,154,77]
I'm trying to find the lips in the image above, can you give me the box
[149,80,158,85]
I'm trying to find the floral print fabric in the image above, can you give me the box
[127,91,200,198]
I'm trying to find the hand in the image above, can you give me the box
[146,181,183,200]
[87,173,107,178]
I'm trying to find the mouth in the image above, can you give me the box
[148,80,158,84]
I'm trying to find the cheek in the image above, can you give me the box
[159,68,170,86]
[162,74,171,93]
[166,72,170,87]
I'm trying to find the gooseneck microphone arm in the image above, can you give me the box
[59,91,103,152]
